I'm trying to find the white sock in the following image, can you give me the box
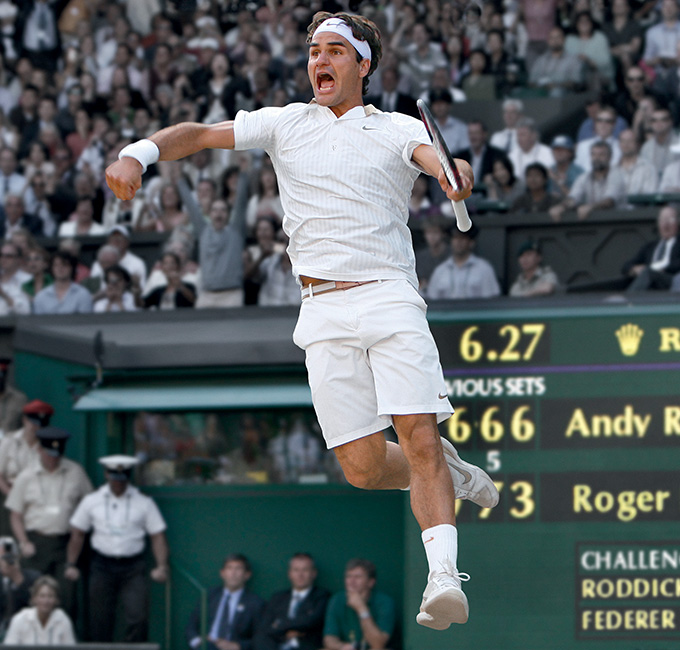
[422,523,458,574]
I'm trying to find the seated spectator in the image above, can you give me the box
[33,251,93,314]
[0,537,41,636]
[428,89,469,156]
[455,120,510,196]
[256,553,330,650]
[603,0,644,82]
[58,239,90,284]
[90,226,147,290]
[615,65,657,127]
[0,148,26,208]
[575,106,623,172]
[509,118,555,180]
[143,253,196,310]
[21,246,52,300]
[460,49,496,101]
[0,194,42,240]
[266,415,324,483]
[490,99,524,154]
[427,225,500,300]
[641,0,680,76]
[401,22,448,97]
[366,66,419,118]
[511,163,561,214]
[548,136,584,198]
[81,245,121,301]
[415,214,451,294]
[549,141,626,221]
[509,240,560,297]
[622,204,680,290]
[565,11,614,92]
[408,175,432,226]
[617,129,659,196]
[94,265,137,313]
[58,197,106,237]
[483,157,524,206]
[639,107,680,180]
[257,245,298,307]
[322,558,395,650]
[3,576,76,645]
[528,25,583,98]
[0,242,30,315]
[0,400,53,497]
[23,172,57,238]
[577,94,628,143]
[186,554,264,650]
[143,240,200,300]
[631,95,659,145]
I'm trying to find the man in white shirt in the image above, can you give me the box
[0,148,25,208]
[490,98,523,154]
[509,117,554,180]
[106,11,498,631]
[426,225,500,300]
[65,455,168,642]
[90,225,147,289]
[575,106,622,173]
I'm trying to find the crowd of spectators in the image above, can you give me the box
[0,0,679,313]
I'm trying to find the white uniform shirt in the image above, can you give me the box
[4,607,75,645]
[234,102,430,288]
[69,483,166,558]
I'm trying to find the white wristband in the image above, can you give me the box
[118,139,160,174]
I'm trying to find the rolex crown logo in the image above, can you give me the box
[615,323,644,356]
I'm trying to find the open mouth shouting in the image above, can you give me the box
[316,70,336,94]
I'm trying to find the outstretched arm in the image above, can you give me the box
[106,121,236,201]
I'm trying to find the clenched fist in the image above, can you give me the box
[106,158,144,201]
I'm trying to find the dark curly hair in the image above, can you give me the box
[306,12,383,96]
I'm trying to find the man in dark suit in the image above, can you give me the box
[366,66,419,119]
[0,194,43,239]
[623,204,680,290]
[186,554,264,650]
[454,120,511,192]
[256,553,330,650]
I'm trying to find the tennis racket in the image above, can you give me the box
[417,99,472,232]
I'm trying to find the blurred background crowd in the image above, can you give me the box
[0,0,678,310]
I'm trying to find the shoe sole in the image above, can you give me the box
[441,437,499,508]
[416,588,469,629]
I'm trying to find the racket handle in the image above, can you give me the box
[451,199,472,232]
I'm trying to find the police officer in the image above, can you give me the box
[65,455,169,642]
[5,426,92,616]
[0,400,54,496]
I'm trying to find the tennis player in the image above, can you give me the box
[106,11,499,630]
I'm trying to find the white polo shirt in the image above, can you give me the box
[69,483,166,558]
[234,102,430,287]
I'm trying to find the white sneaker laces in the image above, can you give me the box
[431,559,470,588]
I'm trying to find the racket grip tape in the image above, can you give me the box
[451,199,472,232]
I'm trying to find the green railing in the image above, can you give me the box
[166,559,208,650]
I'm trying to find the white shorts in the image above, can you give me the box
[292,279,453,449]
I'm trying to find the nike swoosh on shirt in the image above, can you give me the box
[361,125,383,131]
[438,393,448,399]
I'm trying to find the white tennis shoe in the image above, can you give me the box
[440,437,499,509]
[416,559,470,629]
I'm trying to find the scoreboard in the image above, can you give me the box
[425,302,680,650]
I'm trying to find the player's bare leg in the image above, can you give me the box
[393,413,469,629]
[333,434,410,490]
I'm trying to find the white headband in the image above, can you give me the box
[312,18,372,62]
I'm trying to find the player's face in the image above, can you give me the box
[307,32,369,117]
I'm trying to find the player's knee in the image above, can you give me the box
[402,428,443,467]
[342,466,380,490]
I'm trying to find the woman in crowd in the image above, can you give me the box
[245,160,284,232]
[484,157,524,206]
[565,11,615,92]
[94,265,137,313]
[143,252,196,310]
[3,576,76,645]
[135,182,189,234]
